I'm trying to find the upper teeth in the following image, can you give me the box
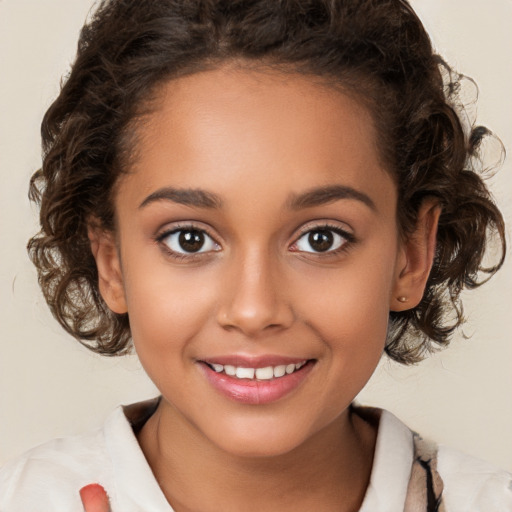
[209,361,307,380]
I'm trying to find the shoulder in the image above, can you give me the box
[437,444,512,511]
[409,423,512,511]
[0,410,120,511]
[355,405,512,512]
[0,399,164,511]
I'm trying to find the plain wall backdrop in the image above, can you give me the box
[1,0,511,471]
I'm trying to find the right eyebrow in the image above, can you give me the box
[139,187,223,209]
[286,184,377,212]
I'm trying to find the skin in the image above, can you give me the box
[90,66,439,512]
[80,484,110,512]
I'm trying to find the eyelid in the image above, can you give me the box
[154,220,355,260]
[289,222,356,254]
[156,221,216,240]
[155,222,221,259]
[293,221,355,241]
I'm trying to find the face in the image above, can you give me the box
[94,66,428,457]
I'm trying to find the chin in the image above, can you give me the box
[201,414,323,459]
[217,432,307,459]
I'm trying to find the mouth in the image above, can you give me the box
[198,358,316,405]
[203,360,308,381]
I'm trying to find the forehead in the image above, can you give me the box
[118,66,396,214]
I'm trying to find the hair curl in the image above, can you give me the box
[28,0,506,362]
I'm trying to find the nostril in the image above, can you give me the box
[216,299,295,335]
[215,270,295,335]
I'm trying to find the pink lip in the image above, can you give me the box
[199,359,315,405]
[201,354,309,368]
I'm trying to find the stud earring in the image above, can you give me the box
[397,296,408,303]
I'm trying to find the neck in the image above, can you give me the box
[138,399,377,512]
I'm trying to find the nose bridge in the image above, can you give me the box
[217,244,293,336]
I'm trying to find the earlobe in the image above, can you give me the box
[391,198,441,312]
[88,223,128,314]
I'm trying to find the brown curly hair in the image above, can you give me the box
[28,0,506,363]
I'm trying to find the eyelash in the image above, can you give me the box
[291,223,356,258]
[156,224,220,262]
[155,222,356,261]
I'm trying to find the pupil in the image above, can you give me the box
[179,230,204,252]
[308,230,333,252]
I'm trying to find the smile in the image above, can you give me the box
[206,361,307,380]
[200,358,315,405]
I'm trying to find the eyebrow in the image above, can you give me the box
[286,184,376,211]
[139,184,376,212]
[139,187,223,209]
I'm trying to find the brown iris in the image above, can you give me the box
[308,230,334,252]
[179,230,205,252]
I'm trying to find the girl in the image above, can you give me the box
[1,0,511,510]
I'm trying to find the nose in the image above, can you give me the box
[216,250,295,337]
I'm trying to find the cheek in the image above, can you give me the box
[122,261,221,355]
[292,244,397,356]
[303,281,389,368]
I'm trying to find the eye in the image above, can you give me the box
[293,227,350,254]
[160,228,220,255]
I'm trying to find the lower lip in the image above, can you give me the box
[200,362,315,405]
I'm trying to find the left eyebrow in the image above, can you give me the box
[286,184,376,212]
[139,187,223,209]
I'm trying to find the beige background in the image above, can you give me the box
[1,1,511,470]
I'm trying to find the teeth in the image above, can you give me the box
[274,365,286,378]
[255,366,274,380]
[236,367,255,379]
[224,365,236,376]
[207,361,308,380]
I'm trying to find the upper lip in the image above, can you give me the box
[199,355,312,368]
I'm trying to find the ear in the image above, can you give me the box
[391,198,441,312]
[88,222,128,314]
